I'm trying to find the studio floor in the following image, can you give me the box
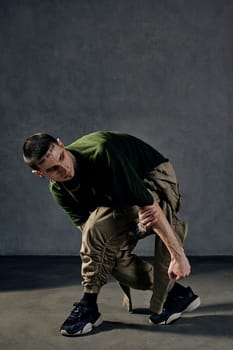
[0,256,232,350]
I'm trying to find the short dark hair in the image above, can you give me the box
[23,133,58,169]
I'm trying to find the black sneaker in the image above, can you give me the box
[149,287,201,325]
[60,300,103,336]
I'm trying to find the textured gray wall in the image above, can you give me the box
[0,0,232,255]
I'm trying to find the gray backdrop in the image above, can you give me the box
[0,0,232,255]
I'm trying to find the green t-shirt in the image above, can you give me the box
[49,131,168,226]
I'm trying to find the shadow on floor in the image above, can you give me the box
[59,313,232,338]
[0,256,232,292]
[133,302,233,315]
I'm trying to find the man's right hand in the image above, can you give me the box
[138,203,160,230]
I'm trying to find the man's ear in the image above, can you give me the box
[57,138,65,148]
[32,170,44,178]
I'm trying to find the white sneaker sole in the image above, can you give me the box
[149,296,201,325]
[148,312,182,325]
[60,315,103,336]
[184,296,201,313]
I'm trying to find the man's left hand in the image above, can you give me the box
[168,253,191,280]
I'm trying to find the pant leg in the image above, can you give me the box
[144,162,188,314]
[80,206,142,294]
[111,224,154,313]
[150,203,187,313]
[112,240,154,291]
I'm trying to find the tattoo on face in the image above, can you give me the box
[46,144,55,158]
[38,144,55,165]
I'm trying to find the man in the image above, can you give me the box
[23,131,200,336]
